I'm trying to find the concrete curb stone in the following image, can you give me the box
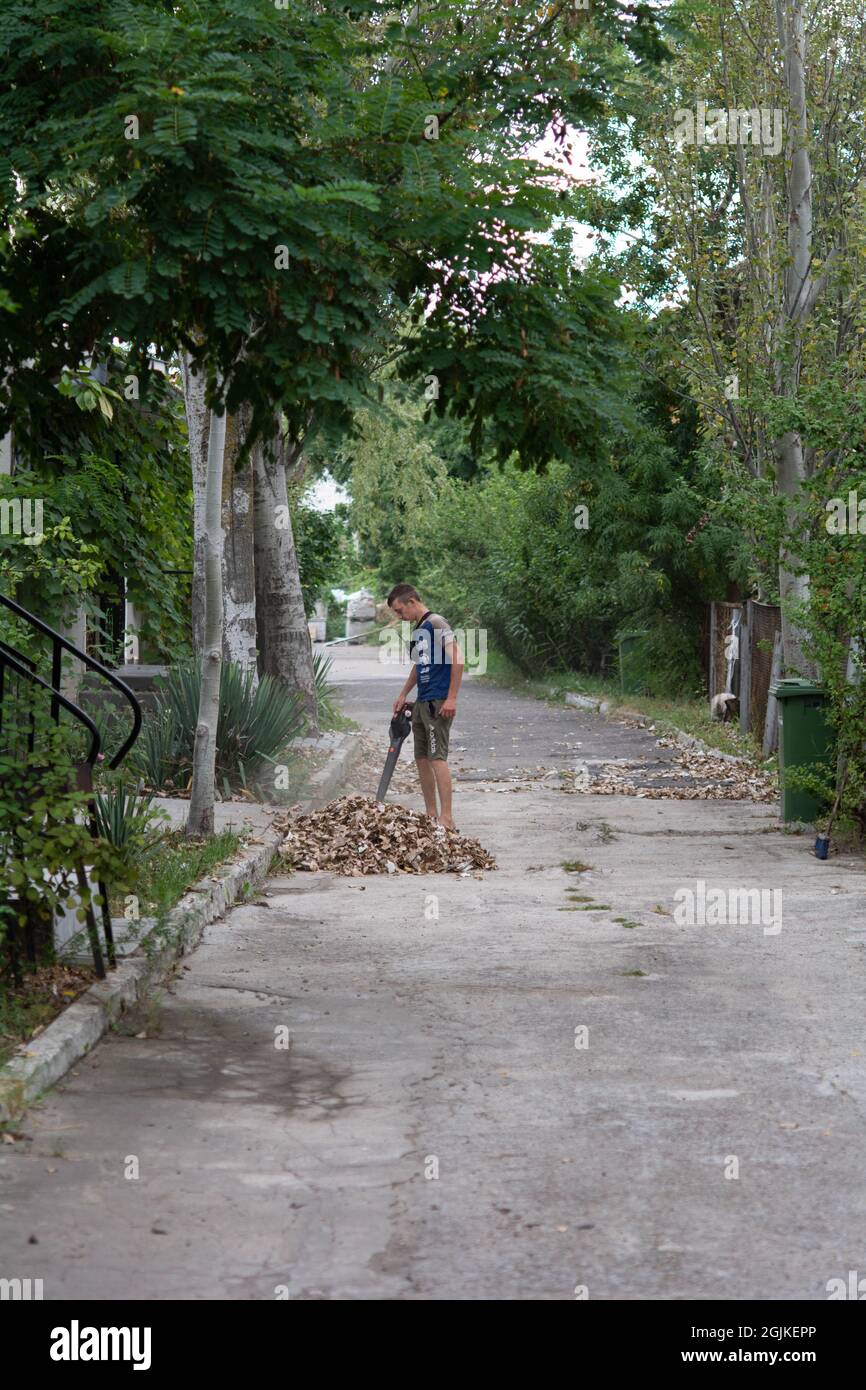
[0,834,279,1122]
[306,731,365,808]
[564,690,755,767]
[0,733,363,1121]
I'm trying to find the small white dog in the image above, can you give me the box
[711,691,739,722]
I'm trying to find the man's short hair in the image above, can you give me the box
[387,583,420,606]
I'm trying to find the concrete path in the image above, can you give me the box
[2,646,864,1299]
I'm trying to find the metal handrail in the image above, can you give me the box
[0,642,101,766]
[0,592,142,768]
[0,635,35,669]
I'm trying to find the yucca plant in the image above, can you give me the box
[146,660,306,790]
[91,782,170,862]
[312,650,339,727]
[127,703,185,790]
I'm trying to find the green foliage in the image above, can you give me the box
[339,381,745,691]
[1,350,193,660]
[127,703,184,794]
[130,661,307,792]
[133,829,241,920]
[792,473,866,835]
[0,0,670,450]
[312,650,340,728]
[0,713,126,962]
[0,509,102,619]
[331,390,449,581]
[91,782,170,862]
[292,494,351,614]
[568,0,866,831]
[399,230,636,468]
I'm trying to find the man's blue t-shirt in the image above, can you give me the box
[410,611,454,701]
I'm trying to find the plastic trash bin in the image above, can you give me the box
[770,678,835,822]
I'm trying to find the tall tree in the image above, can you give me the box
[252,424,318,725]
[180,352,209,653]
[187,398,227,835]
[574,0,866,675]
[1,0,670,825]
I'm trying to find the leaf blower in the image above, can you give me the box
[376,702,414,801]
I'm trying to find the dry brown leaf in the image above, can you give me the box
[275,795,496,876]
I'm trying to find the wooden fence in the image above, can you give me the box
[708,600,782,754]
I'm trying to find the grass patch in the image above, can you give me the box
[140,828,242,916]
[565,893,594,902]
[0,963,94,1067]
[613,918,640,928]
[110,828,242,920]
[561,860,592,873]
[1,828,245,1069]
[621,968,648,977]
[320,709,360,734]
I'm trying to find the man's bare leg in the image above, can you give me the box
[432,760,455,829]
[416,757,439,819]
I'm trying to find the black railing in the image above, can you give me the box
[0,592,142,767]
[0,594,143,979]
[0,638,102,765]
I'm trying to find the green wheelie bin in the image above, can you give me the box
[770,678,835,823]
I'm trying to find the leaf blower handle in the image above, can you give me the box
[377,702,414,802]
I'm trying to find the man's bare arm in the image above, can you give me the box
[440,639,463,718]
[394,667,417,713]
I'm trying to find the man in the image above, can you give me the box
[387,583,463,830]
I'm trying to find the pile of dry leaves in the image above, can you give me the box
[277,794,497,875]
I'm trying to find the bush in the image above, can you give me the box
[129,660,306,792]
[0,712,125,978]
[312,649,339,726]
[91,781,170,862]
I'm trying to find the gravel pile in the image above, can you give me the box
[276,795,497,875]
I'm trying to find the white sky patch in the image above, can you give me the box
[304,471,349,513]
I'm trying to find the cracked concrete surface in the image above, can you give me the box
[1,649,864,1300]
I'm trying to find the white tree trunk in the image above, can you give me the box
[180,352,210,653]
[186,400,227,837]
[252,423,318,732]
[221,406,258,677]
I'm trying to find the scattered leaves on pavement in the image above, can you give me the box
[559,748,777,802]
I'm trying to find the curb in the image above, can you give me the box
[564,690,754,767]
[0,728,365,1122]
[305,731,365,807]
[0,833,279,1124]
[564,691,611,716]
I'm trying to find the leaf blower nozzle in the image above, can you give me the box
[376,702,414,802]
